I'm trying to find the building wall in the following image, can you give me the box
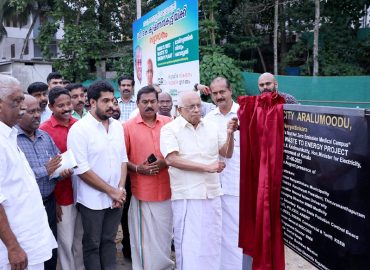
[0,13,64,61]
[0,62,52,91]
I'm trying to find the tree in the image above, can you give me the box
[313,0,319,76]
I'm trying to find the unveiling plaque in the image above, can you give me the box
[281,105,370,270]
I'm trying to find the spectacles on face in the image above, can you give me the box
[258,82,272,87]
[180,104,201,111]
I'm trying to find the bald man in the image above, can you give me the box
[257,72,298,104]
[160,91,238,269]
[16,95,72,270]
[0,75,57,270]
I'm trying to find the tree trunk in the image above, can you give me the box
[313,0,320,76]
[20,11,39,59]
[273,0,279,75]
[280,2,287,73]
[247,26,267,72]
[209,8,216,46]
[136,0,141,19]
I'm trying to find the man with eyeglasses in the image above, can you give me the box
[258,72,298,104]
[160,91,238,269]
[124,86,173,269]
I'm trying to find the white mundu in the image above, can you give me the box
[160,116,226,270]
[205,102,243,270]
[0,121,57,267]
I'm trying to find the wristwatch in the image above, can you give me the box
[193,83,198,91]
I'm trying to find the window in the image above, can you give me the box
[11,44,15,58]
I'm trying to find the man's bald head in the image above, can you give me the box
[18,95,41,133]
[258,72,278,94]
[24,94,38,104]
[178,91,202,126]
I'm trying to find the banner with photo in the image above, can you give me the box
[132,0,199,103]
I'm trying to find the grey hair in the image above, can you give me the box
[177,91,199,107]
[0,74,20,100]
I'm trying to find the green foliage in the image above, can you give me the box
[37,21,58,59]
[108,43,134,77]
[200,52,245,99]
[53,22,113,82]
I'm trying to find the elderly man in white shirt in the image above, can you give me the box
[0,74,57,270]
[205,76,248,270]
[160,91,238,270]
[67,80,127,270]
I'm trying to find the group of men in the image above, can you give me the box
[0,70,296,270]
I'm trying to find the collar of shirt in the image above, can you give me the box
[177,115,205,129]
[50,115,77,128]
[134,112,165,127]
[117,97,135,104]
[0,121,17,140]
[85,111,114,127]
[210,101,239,116]
[15,125,44,140]
[72,108,88,119]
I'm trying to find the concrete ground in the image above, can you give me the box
[115,227,317,270]
[57,225,316,270]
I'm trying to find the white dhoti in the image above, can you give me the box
[1,263,44,270]
[172,197,222,270]
[128,195,174,270]
[220,194,243,270]
[57,204,84,270]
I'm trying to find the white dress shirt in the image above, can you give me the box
[40,106,52,123]
[0,121,57,266]
[205,102,240,196]
[67,113,128,210]
[160,116,225,200]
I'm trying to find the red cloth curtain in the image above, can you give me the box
[237,92,285,270]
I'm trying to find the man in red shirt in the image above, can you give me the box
[124,85,173,270]
[40,87,84,270]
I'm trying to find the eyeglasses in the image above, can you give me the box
[180,104,202,111]
[258,82,272,87]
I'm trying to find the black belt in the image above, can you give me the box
[42,193,54,204]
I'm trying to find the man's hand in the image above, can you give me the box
[227,117,239,135]
[197,84,211,95]
[206,161,226,173]
[137,159,166,175]
[56,202,63,223]
[108,188,126,205]
[8,243,28,270]
[45,155,62,176]
[60,168,73,179]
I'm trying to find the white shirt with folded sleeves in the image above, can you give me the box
[67,113,128,210]
[205,102,240,196]
[160,116,226,200]
[0,121,57,267]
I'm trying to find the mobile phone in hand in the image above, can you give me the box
[147,153,157,164]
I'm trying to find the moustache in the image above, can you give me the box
[78,101,85,106]
[145,108,154,112]
[217,98,225,103]
[122,90,131,93]
[62,110,72,114]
